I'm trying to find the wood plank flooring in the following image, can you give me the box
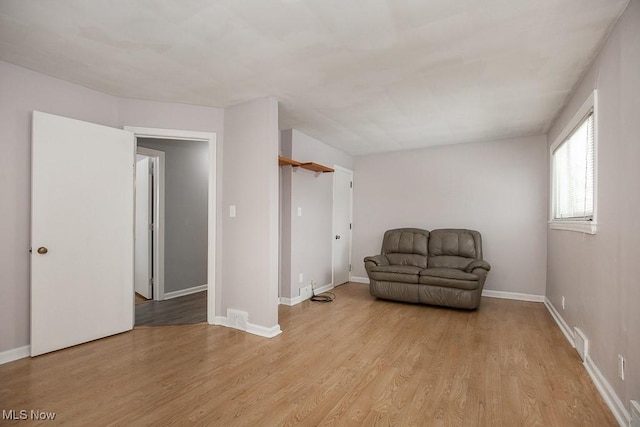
[0,283,616,426]
[135,291,207,326]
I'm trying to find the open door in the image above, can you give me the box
[134,155,153,299]
[31,111,135,356]
[333,166,353,286]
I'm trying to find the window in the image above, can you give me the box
[550,91,597,234]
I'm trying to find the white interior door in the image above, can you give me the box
[31,111,135,356]
[333,167,353,286]
[134,155,152,299]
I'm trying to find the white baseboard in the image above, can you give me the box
[543,297,575,347]
[482,289,545,302]
[544,298,629,427]
[584,354,630,426]
[212,316,227,327]
[163,284,207,300]
[314,283,334,294]
[279,295,302,306]
[246,323,282,338]
[279,283,335,306]
[0,345,30,365]
[350,279,545,302]
[212,316,282,338]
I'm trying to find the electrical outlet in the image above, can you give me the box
[618,354,625,380]
[561,296,565,310]
[299,273,303,283]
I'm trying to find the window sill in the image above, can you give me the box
[549,221,597,234]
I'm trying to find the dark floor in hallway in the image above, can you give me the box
[135,291,206,326]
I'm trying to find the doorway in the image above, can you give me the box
[126,126,217,326]
[133,136,210,326]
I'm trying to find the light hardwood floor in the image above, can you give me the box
[0,283,616,426]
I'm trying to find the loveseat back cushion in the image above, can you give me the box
[428,229,483,269]
[381,228,429,268]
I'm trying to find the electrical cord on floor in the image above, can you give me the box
[310,287,336,302]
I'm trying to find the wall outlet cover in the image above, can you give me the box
[573,327,588,362]
[618,354,625,380]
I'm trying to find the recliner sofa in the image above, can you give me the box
[364,228,491,309]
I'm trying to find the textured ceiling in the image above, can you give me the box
[0,0,628,155]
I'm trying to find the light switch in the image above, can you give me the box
[297,207,302,217]
[230,205,236,218]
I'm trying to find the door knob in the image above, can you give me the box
[335,235,341,239]
[37,247,48,254]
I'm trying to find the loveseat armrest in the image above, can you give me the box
[465,260,491,273]
[364,255,390,267]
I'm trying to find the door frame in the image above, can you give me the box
[136,147,165,301]
[125,126,216,323]
[332,165,354,287]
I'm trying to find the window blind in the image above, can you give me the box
[552,111,594,220]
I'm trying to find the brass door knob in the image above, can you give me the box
[37,247,48,254]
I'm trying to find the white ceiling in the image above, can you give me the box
[0,0,628,155]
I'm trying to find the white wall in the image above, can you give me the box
[0,61,119,354]
[352,135,548,296]
[0,61,224,354]
[546,0,639,418]
[279,129,353,300]
[222,98,280,333]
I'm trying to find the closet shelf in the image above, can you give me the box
[278,156,334,173]
[278,156,302,167]
[300,162,334,173]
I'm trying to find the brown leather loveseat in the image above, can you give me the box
[364,228,491,309]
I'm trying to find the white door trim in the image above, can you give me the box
[136,147,165,301]
[332,165,354,286]
[125,126,217,324]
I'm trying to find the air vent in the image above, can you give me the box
[227,309,248,331]
[573,327,588,362]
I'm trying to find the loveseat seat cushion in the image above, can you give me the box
[420,268,480,281]
[419,268,480,290]
[369,265,421,284]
